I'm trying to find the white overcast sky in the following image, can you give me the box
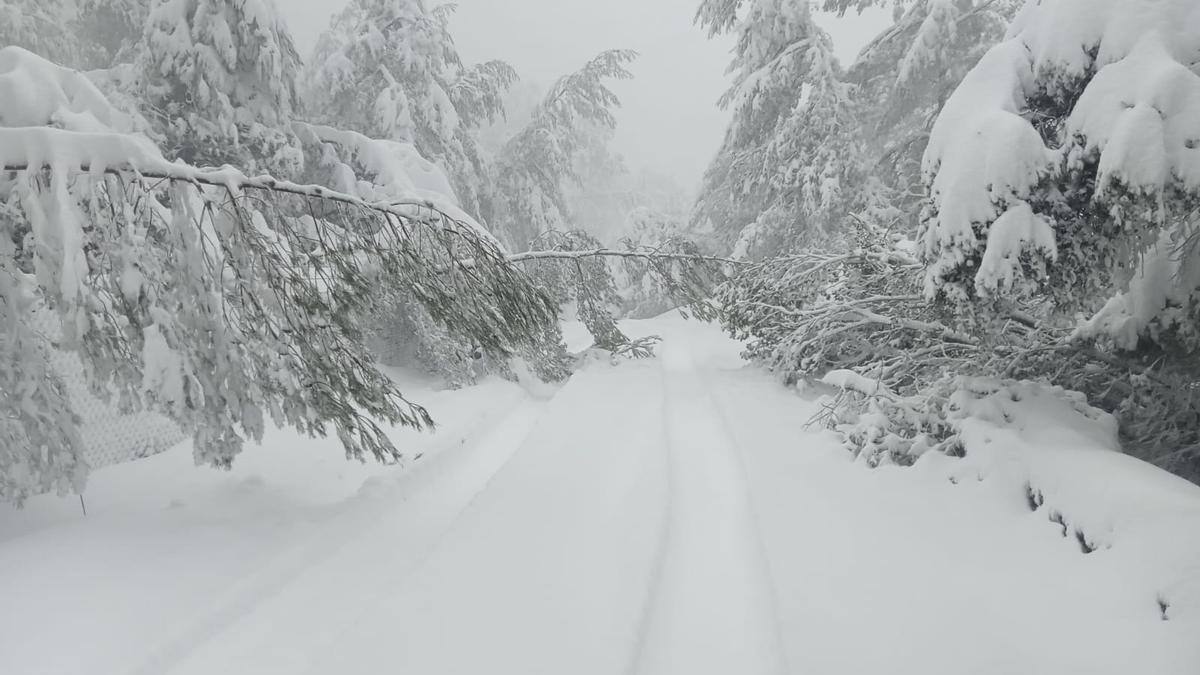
[282,0,891,191]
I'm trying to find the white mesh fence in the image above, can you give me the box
[36,311,186,471]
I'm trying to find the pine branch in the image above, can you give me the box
[506,248,747,266]
[3,162,492,243]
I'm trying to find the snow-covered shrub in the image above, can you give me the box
[820,373,1114,469]
[722,233,1200,482]
[1003,343,1200,485]
[718,221,990,390]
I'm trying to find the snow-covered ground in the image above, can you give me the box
[2,316,1198,675]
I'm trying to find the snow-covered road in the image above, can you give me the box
[2,316,1197,675]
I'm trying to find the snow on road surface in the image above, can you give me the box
[2,315,1198,675]
[631,341,787,675]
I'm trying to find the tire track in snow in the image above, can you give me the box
[621,362,675,675]
[695,362,793,675]
[294,359,672,675]
[128,396,548,675]
[629,340,788,675]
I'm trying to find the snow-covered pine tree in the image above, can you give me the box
[922,0,1200,330]
[0,0,96,69]
[0,0,148,69]
[826,0,1017,234]
[0,46,561,503]
[692,0,857,260]
[303,0,514,225]
[494,50,637,250]
[77,0,151,67]
[290,123,490,387]
[297,0,525,389]
[561,121,631,244]
[134,0,304,175]
[919,0,1200,480]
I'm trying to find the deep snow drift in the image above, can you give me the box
[2,316,1198,675]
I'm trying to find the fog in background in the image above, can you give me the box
[282,0,891,193]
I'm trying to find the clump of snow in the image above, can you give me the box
[1074,234,1200,349]
[295,123,458,202]
[0,46,135,132]
[821,369,884,396]
[975,201,1057,296]
[921,39,1054,300]
[1068,35,1200,196]
[0,46,166,175]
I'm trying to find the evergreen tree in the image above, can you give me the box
[304,0,515,225]
[0,45,561,503]
[135,0,304,174]
[921,0,1200,333]
[78,0,150,67]
[495,50,637,250]
[693,0,856,260]
[830,0,1017,234]
[0,0,95,69]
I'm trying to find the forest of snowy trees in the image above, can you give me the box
[1,0,1199,504]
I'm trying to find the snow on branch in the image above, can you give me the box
[506,248,745,266]
[1,144,558,480]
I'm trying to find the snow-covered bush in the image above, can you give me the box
[721,229,1200,482]
[818,373,1115,467]
[718,220,990,389]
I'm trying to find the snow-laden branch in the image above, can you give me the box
[1,151,563,475]
[5,156,735,274]
[1,158,496,244]
[506,248,746,266]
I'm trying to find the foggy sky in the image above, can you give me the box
[282,1,891,193]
